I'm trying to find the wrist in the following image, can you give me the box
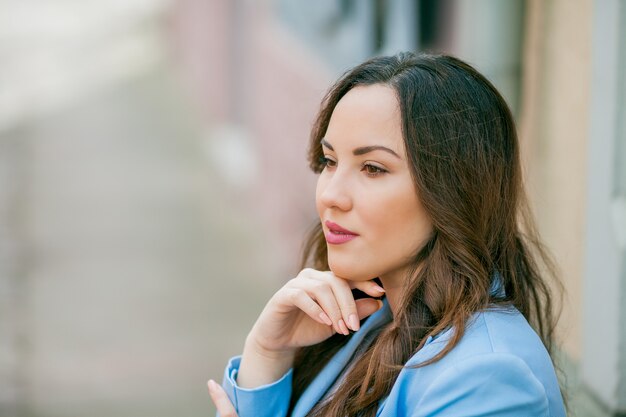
[244,333,296,362]
[237,334,295,389]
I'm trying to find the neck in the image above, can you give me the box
[378,262,424,316]
[377,273,405,317]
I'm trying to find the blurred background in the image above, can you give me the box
[0,0,624,416]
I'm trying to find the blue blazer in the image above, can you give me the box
[220,298,566,417]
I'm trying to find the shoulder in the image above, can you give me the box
[410,352,549,416]
[382,307,565,417]
[404,307,553,371]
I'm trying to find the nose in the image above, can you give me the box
[316,168,353,212]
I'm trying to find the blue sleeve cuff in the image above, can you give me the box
[220,355,293,417]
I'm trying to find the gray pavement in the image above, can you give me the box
[11,66,279,417]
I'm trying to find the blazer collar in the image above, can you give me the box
[291,297,393,417]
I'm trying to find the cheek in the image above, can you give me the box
[315,175,326,215]
[366,189,432,252]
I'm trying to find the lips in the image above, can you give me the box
[324,220,359,244]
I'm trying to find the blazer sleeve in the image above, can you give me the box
[218,355,293,417]
[411,353,550,417]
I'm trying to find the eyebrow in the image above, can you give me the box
[320,138,401,159]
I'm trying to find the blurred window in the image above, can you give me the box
[276,0,523,115]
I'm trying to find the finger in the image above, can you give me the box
[350,280,386,298]
[285,288,334,327]
[301,280,347,335]
[207,380,238,417]
[318,275,360,332]
[295,270,376,334]
[289,271,339,331]
[355,298,384,321]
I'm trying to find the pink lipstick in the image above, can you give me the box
[324,221,359,244]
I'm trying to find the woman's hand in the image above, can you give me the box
[237,269,385,388]
[207,379,238,417]
[250,269,385,352]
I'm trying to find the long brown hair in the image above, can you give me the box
[291,52,563,417]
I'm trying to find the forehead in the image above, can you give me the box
[325,84,403,151]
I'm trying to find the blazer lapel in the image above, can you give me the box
[291,298,392,417]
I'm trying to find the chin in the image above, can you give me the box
[328,259,374,281]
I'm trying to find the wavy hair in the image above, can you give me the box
[290,52,563,417]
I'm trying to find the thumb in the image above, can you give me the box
[355,298,384,321]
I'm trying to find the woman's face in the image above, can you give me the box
[316,84,433,287]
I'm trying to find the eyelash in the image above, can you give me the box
[318,156,388,177]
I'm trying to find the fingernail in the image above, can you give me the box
[348,314,359,331]
[374,285,385,293]
[338,319,349,335]
[319,312,333,326]
[208,379,217,392]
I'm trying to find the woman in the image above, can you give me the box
[207,52,566,417]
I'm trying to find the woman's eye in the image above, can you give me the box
[363,163,387,177]
[319,156,337,168]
